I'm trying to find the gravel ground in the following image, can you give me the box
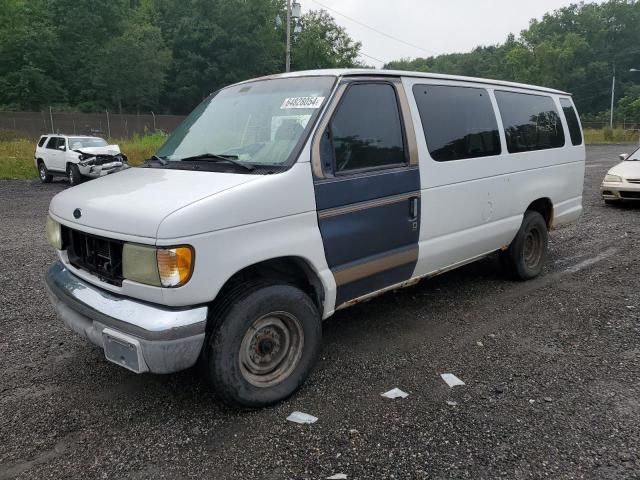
[1,145,639,480]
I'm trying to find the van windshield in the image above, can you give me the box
[157,76,335,168]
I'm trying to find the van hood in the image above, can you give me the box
[49,167,259,239]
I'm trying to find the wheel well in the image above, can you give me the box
[216,257,324,313]
[526,198,554,229]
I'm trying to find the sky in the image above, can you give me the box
[300,0,602,67]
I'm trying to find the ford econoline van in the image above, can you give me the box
[45,69,585,407]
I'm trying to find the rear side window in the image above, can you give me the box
[46,137,60,149]
[560,98,583,146]
[38,137,48,147]
[495,91,565,153]
[412,84,501,161]
[328,83,406,173]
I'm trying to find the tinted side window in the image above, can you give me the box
[495,91,565,153]
[38,137,47,147]
[329,83,405,173]
[560,98,583,146]
[46,137,60,149]
[413,84,501,161]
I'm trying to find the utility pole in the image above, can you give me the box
[284,1,300,72]
[285,0,291,72]
[610,65,616,129]
[49,106,54,133]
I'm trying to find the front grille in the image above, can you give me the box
[63,227,124,286]
[620,191,640,199]
[626,178,640,184]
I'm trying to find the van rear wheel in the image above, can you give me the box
[501,210,548,280]
[204,283,321,408]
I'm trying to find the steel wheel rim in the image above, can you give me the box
[523,227,543,268]
[68,169,74,183]
[39,165,46,180]
[239,311,304,388]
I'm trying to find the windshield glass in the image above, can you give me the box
[626,146,640,161]
[68,137,108,149]
[157,76,335,166]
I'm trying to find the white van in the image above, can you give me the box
[44,69,585,407]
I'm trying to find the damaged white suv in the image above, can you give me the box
[35,134,128,185]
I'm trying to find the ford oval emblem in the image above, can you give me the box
[73,208,82,219]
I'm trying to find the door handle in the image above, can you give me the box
[409,196,419,221]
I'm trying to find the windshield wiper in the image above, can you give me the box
[176,153,254,171]
[143,155,168,166]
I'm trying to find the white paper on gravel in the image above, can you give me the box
[286,411,318,424]
[327,474,348,480]
[381,388,409,399]
[441,373,465,388]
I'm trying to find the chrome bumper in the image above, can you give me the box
[44,262,207,374]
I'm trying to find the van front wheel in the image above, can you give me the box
[501,210,548,280]
[204,283,321,408]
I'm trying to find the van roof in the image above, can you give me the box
[239,68,570,96]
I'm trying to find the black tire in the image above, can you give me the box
[204,282,321,408]
[501,210,548,281]
[38,161,52,183]
[67,163,83,186]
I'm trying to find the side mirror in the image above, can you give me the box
[58,145,66,152]
[619,153,629,161]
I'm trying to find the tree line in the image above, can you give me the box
[0,0,361,114]
[386,0,640,124]
[2,0,640,123]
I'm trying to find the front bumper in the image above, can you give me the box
[45,261,207,374]
[77,162,129,179]
[601,181,640,201]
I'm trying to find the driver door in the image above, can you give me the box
[312,79,421,307]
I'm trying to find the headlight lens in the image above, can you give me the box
[46,216,62,250]
[121,244,194,288]
[122,243,161,286]
[157,246,194,287]
[604,174,622,183]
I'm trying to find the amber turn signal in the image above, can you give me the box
[157,246,194,287]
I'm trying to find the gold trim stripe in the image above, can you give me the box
[333,247,418,286]
[318,191,420,219]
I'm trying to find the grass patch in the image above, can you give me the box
[1,128,639,180]
[0,133,166,180]
[583,128,640,144]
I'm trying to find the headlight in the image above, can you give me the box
[122,243,161,286]
[46,216,62,250]
[122,243,194,288]
[157,246,194,287]
[604,174,622,183]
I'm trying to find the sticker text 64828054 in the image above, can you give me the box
[280,96,325,109]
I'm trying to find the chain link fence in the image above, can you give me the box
[0,110,186,139]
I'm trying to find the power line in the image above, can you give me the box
[359,51,385,64]
[310,0,438,57]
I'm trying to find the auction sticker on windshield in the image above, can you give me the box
[280,96,325,109]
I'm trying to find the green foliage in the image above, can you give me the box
[0,0,362,114]
[292,10,363,70]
